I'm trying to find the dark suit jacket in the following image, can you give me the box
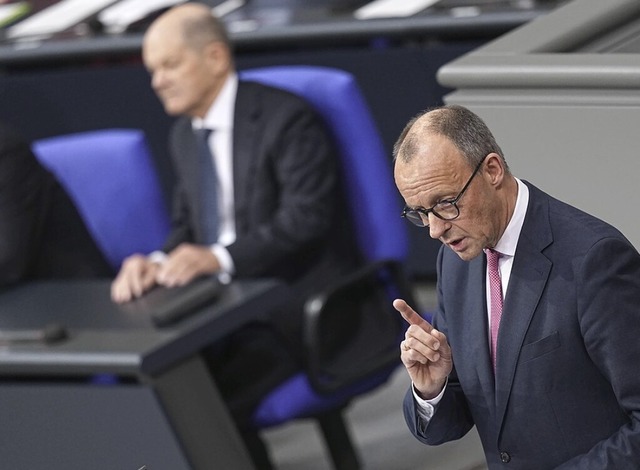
[163,80,359,344]
[0,123,113,287]
[404,181,640,469]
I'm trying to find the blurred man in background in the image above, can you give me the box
[111,4,358,467]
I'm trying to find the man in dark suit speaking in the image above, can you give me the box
[0,122,112,287]
[110,3,357,464]
[393,105,640,468]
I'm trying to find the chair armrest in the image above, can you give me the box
[302,259,416,394]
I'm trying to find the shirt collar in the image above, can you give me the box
[191,72,238,131]
[492,177,529,258]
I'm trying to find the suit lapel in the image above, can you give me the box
[441,250,496,415]
[495,183,553,435]
[232,82,261,231]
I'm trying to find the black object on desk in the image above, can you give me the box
[120,275,222,327]
[0,323,68,344]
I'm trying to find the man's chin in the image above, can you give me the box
[161,101,185,116]
[447,239,480,261]
[456,251,478,262]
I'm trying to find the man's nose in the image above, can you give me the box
[428,214,448,239]
[151,71,166,91]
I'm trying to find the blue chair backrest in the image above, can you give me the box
[32,129,171,270]
[240,66,409,263]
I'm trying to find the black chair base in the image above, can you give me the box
[317,409,361,470]
[253,408,361,470]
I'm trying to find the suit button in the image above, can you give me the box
[500,451,511,463]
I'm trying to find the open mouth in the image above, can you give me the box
[447,238,464,250]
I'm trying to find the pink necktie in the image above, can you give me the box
[487,249,503,371]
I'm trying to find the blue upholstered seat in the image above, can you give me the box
[241,66,415,469]
[241,66,407,264]
[32,129,170,270]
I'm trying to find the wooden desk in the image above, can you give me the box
[0,278,288,470]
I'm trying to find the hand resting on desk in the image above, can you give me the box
[111,243,221,303]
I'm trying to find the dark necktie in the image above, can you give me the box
[194,128,219,244]
[487,248,503,371]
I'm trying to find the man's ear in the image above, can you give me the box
[484,153,505,186]
[204,41,232,75]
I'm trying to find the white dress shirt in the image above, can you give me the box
[191,73,238,282]
[151,73,239,283]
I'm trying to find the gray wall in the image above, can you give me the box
[438,0,640,247]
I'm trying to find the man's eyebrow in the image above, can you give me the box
[409,193,452,211]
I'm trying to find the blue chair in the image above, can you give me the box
[241,66,416,469]
[32,129,171,270]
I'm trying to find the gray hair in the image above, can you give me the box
[180,6,232,52]
[393,104,509,172]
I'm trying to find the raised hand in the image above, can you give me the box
[394,298,452,399]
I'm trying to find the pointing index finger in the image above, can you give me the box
[393,298,433,332]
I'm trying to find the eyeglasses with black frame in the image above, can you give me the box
[401,155,488,228]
